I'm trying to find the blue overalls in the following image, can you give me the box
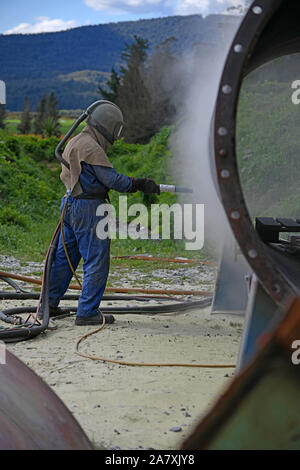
[49,162,132,318]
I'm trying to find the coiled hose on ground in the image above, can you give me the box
[0,201,235,368]
[0,211,212,343]
[0,222,61,342]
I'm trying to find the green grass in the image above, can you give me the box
[60,119,85,136]
[109,237,209,261]
[237,79,300,219]
[4,117,85,137]
[4,120,20,135]
[0,132,65,260]
[0,126,210,262]
[4,76,296,266]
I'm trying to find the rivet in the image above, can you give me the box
[248,249,258,259]
[220,169,230,179]
[272,284,281,294]
[231,211,240,220]
[222,84,232,94]
[219,148,227,157]
[234,44,243,53]
[252,6,263,15]
[218,127,228,136]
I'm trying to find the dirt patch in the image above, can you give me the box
[0,256,243,450]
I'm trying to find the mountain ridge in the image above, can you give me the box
[0,14,239,110]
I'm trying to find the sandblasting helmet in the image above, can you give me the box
[86,100,124,144]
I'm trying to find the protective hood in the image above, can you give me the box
[60,124,113,197]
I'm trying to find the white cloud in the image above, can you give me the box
[84,0,247,16]
[84,0,170,14]
[175,0,247,16]
[175,0,210,15]
[4,17,78,35]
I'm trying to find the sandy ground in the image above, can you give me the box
[0,255,244,450]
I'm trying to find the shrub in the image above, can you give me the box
[0,205,30,228]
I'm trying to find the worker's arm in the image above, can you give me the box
[92,165,133,193]
[91,165,160,194]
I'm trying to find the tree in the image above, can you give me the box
[33,92,61,137]
[45,91,61,137]
[146,37,177,133]
[120,35,149,69]
[96,35,179,143]
[116,35,152,144]
[0,104,6,129]
[33,94,47,135]
[18,96,32,134]
[98,67,120,102]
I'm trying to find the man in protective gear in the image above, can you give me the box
[48,100,160,326]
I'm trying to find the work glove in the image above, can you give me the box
[130,178,160,195]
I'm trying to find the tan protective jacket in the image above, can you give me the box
[60,125,113,197]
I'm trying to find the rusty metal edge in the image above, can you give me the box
[181,298,300,450]
[214,0,296,309]
[0,350,93,450]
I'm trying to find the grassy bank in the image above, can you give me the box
[2,79,297,263]
[0,132,64,259]
[0,127,206,262]
[4,116,85,137]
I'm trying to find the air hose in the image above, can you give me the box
[0,197,211,343]
[0,200,234,368]
[59,195,234,369]
[75,325,236,368]
[0,108,235,368]
[0,222,61,342]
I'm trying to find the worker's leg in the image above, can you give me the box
[71,199,111,318]
[49,197,82,308]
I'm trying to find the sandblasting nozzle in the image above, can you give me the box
[159,184,193,194]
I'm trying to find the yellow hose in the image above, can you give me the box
[75,326,235,368]
[59,197,235,370]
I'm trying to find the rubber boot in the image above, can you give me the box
[38,306,66,319]
[75,312,115,326]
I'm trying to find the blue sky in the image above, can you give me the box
[0,0,246,34]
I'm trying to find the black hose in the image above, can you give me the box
[55,112,87,169]
[0,276,27,293]
[0,105,212,342]
[1,298,211,317]
[0,225,61,342]
[0,272,211,341]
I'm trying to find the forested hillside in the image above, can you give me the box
[0,14,238,110]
